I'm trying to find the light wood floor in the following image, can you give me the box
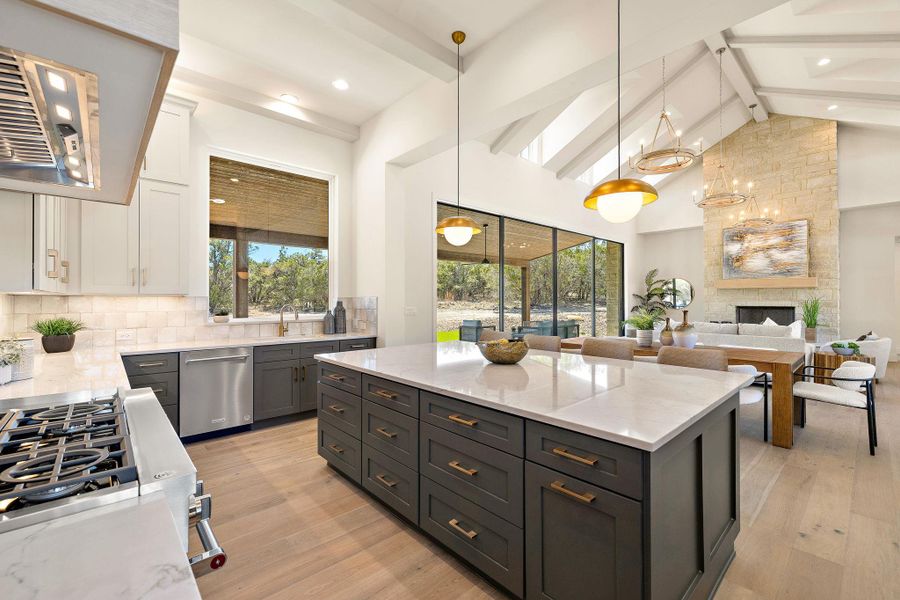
[187,364,900,600]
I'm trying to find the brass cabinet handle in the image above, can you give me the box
[550,481,595,504]
[348,343,367,349]
[150,387,164,394]
[137,361,166,368]
[326,373,346,382]
[448,414,478,427]
[373,389,398,400]
[375,426,397,439]
[448,460,478,477]
[46,249,59,278]
[60,260,70,284]
[552,447,598,466]
[131,267,137,287]
[293,366,299,383]
[328,404,345,414]
[375,474,396,488]
[301,365,306,381]
[448,518,478,540]
[142,267,148,287]
[328,443,344,455]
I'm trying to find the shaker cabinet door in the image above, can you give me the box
[138,179,186,295]
[253,359,301,421]
[81,190,140,294]
[299,358,319,412]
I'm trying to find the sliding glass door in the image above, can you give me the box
[556,230,593,338]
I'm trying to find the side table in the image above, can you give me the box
[812,352,876,384]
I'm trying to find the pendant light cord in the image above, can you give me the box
[661,56,666,113]
[457,40,461,216]
[616,0,621,179]
[718,49,724,167]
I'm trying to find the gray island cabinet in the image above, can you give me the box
[315,341,750,600]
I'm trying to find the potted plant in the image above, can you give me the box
[212,308,231,323]
[624,308,662,347]
[830,341,860,357]
[0,339,23,385]
[31,318,84,353]
[631,269,675,314]
[800,296,822,343]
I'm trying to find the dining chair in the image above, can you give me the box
[793,362,878,455]
[523,334,562,352]
[479,329,506,342]
[581,338,635,361]
[728,364,770,441]
[656,346,728,371]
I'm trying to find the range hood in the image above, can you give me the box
[0,0,178,205]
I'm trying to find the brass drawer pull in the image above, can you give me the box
[448,460,478,477]
[375,474,396,488]
[552,447,598,466]
[550,481,595,504]
[448,518,478,540]
[373,389,398,400]
[150,388,164,394]
[327,444,344,455]
[328,404,345,414]
[137,361,166,368]
[326,373,346,382]
[375,427,397,439]
[448,414,478,427]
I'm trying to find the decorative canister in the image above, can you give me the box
[659,317,675,346]
[334,301,347,334]
[672,310,698,349]
[324,310,336,334]
[11,338,34,381]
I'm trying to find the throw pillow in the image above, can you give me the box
[762,317,778,326]
[856,331,879,341]
[787,320,803,339]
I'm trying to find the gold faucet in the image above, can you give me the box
[278,304,298,337]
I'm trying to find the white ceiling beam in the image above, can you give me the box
[726,34,900,49]
[489,95,577,155]
[705,32,767,122]
[552,47,709,180]
[294,0,459,82]
[755,86,900,109]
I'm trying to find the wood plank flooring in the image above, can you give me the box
[187,364,900,599]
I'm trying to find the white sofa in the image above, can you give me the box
[650,320,815,364]
[819,337,892,379]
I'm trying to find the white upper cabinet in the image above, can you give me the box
[140,97,195,185]
[33,195,80,295]
[138,179,187,294]
[81,190,140,295]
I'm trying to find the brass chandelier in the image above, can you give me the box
[629,58,697,175]
[733,183,778,228]
[695,48,748,209]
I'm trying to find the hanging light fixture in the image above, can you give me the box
[629,57,697,174]
[435,31,481,247]
[734,182,779,228]
[480,223,490,264]
[695,48,748,209]
[584,0,658,223]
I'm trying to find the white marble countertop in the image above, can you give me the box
[0,493,201,600]
[0,332,375,401]
[316,341,753,451]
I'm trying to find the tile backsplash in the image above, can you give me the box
[0,295,377,351]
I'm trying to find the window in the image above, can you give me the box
[208,156,329,319]
[519,135,543,164]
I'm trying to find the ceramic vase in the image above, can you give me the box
[672,310,698,349]
[324,310,336,334]
[635,329,653,347]
[41,335,75,353]
[804,327,817,343]
[659,317,674,346]
[334,301,347,334]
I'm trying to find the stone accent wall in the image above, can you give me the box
[702,114,839,335]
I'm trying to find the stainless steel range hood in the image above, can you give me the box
[0,0,178,205]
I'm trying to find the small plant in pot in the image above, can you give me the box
[830,342,860,357]
[624,308,662,348]
[0,339,23,385]
[800,296,822,343]
[212,308,231,324]
[31,318,84,353]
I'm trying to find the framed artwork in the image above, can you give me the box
[723,219,809,279]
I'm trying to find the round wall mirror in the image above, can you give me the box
[667,278,694,309]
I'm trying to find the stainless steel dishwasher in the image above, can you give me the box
[179,347,253,437]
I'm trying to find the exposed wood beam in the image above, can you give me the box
[705,32,767,122]
[553,47,709,180]
[726,34,900,49]
[294,0,459,82]
[490,95,577,156]
[755,87,900,109]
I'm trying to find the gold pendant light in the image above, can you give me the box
[695,48,748,209]
[435,30,481,247]
[584,0,658,223]
[629,58,697,175]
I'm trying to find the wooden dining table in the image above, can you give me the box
[561,337,806,449]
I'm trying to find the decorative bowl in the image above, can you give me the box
[476,339,529,365]
[832,346,854,356]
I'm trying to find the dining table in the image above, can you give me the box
[560,337,807,449]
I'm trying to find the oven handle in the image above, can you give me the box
[188,481,227,575]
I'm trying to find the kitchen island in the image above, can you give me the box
[315,341,752,600]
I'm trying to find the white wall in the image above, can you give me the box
[635,227,705,322]
[838,124,900,210]
[636,161,703,234]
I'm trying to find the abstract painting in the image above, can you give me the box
[723,220,809,279]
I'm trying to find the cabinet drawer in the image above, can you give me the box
[254,343,300,364]
[362,445,418,524]
[362,400,418,470]
[300,340,340,358]
[317,384,361,438]
[319,363,361,395]
[339,338,374,352]
[318,421,361,484]
[129,372,178,406]
[162,403,178,434]
[362,374,419,418]
[526,421,644,501]
[122,353,178,376]
[420,423,523,527]
[421,391,523,456]
[420,476,523,598]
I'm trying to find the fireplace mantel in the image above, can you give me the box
[715,277,818,289]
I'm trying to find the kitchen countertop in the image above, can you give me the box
[0,493,201,600]
[0,332,375,401]
[316,340,752,451]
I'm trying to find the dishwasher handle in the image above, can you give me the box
[184,353,250,364]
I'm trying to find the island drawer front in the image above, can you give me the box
[317,384,362,438]
[129,372,178,407]
[525,421,644,501]
[362,375,419,418]
[254,344,300,363]
[340,338,375,352]
[362,400,418,470]
[420,423,523,527]
[300,340,340,358]
[319,363,361,395]
[122,353,179,376]
[318,421,362,484]
[362,445,418,524]
[420,476,524,598]
[421,391,524,456]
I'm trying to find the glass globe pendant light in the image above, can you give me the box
[435,30,481,247]
[583,0,658,223]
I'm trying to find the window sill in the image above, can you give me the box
[207,314,325,326]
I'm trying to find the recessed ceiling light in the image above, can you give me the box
[47,71,67,92]
[279,94,299,104]
[827,104,838,111]
[817,57,831,66]
[55,104,72,120]
[70,169,82,179]
[66,156,80,167]
[210,198,226,204]
[332,79,349,91]
[229,177,240,183]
